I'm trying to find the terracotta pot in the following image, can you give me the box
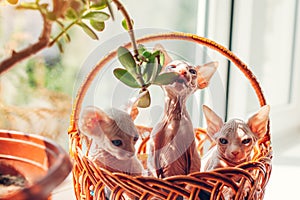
[0,130,72,200]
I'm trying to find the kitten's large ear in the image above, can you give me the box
[154,44,172,66]
[79,106,112,138]
[197,61,219,89]
[202,105,224,139]
[247,105,270,139]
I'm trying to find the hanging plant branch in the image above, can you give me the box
[114,45,179,108]
[112,0,138,57]
[106,0,180,108]
[0,0,114,75]
[1,0,179,108]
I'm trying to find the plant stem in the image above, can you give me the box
[0,0,137,76]
[49,20,78,47]
[112,0,138,57]
[111,0,146,88]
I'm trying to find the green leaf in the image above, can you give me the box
[113,68,141,88]
[150,50,164,69]
[142,50,152,59]
[137,90,151,108]
[151,50,161,58]
[90,0,110,9]
[64,33,71,43]
[121,18,134,31]
[90,20,105,31]
[16,2,39,10]
[77,22,99,40]
[152,60,163,83]
[157,62,163,75]
[105,0,114,20]
[117,46,137,75]
[153,60,163,79]
[145,56,163,83]
[82,11,110,21]
[90,0,114,19]
[159,51,165,66]
[65,8,78,20]
[137,44,146,55]
[152,72,180,85]
[56,41,64,53]
[143,61,156,83]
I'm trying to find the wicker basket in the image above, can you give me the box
[68,32,272,200]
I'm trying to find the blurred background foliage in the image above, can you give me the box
[0,0,198,148]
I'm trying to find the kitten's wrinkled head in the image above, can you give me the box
[154,44,218,97]
[213,119,259,164]
[203,105,270,164]
[162,60,218,96]
[79,106,139,160]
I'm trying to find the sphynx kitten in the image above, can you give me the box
[79,106,143,175]
[79,106,144,199]
[147,47,219,178]
[201,105,270,171]
[201,105,270,199]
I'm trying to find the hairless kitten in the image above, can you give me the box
[147,46,218,178]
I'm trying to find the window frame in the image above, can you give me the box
[197,0,300,136]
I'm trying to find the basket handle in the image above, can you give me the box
[68,32,269,140]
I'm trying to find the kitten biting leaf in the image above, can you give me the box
[147,45,218,178]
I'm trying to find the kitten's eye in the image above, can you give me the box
[133,136,139,142]
[219,138,228,144]
[167,65,176,69]
[112,140,122,147]
[189,69,197,74]
[242,138,251,144]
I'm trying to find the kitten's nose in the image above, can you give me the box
[231,151,239,156]
[126,152,134,158]
[179,69,187,75]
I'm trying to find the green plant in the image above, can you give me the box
[0,0,115,74]
[114,45,179,108]
[1,0,180,108]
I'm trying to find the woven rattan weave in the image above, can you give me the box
[68,32,272,200]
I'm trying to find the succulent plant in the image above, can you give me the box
[114,45,179,108]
